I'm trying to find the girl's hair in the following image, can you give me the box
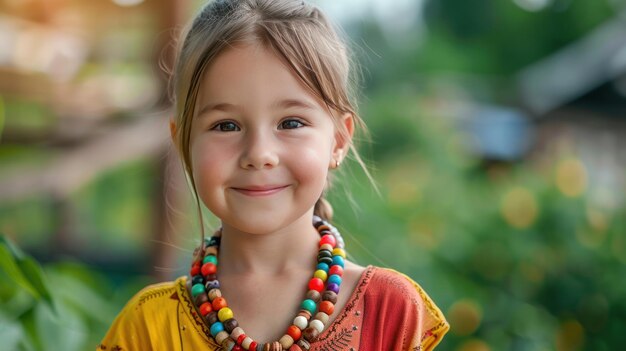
[169,0,374,248]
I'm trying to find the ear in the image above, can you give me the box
[331,112,354,165]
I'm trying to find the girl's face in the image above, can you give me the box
[188,43,351,235]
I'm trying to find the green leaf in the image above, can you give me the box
[18,257,54,311]
[0,235,25,260]
[0,245,39,299]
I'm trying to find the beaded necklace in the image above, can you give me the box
[189,216,346,351]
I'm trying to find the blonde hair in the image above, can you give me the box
[169,0,375,249]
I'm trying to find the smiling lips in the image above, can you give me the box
[232,185,289,196]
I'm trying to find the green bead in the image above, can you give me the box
[191,283,206,297]
[301,299,317,314]
[203,255,218,265]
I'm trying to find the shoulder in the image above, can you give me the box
[97,277,187,350]
[360,266,449,350]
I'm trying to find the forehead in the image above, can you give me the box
[198,43,325,111]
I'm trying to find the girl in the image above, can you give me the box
[98,0,449,350]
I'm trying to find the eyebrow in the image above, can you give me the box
[197,98,318,118]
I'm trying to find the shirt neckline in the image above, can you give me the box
[175,265,375,346]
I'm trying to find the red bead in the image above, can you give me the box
[201,262,217,276]
[308,277,324,292]
[236,334,246,345]
[319,301,334,315]
[249,341,258,350]
[199,302,213,316]
[287,325,302,341]
[289,345,303,351]
[319,234,336,248]
[328,265,343,277]
[212,297,227,310]
[190,264,201,276]
[232,346,243,351]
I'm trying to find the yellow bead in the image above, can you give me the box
[313,269,328,281]
[332,248,346,258]
[218,307,233,322]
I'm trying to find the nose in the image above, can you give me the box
[239,130,279,170]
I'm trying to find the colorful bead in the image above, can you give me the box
[206,311,219,325]
[331,255,344,268]
[286,325,302,340]
[302,327,319,341]
[222,337,236,351]
[194,293,209,306]
[296,338,310,350]
[208,288,222,300]
[319,301,334,315]
[305,290,321,303]
[318,256,332,266]
[249,341,259,351]
[236,333,246,345]
[233,346,243,351]
[328,265,343,277]
[327,274,342,286]
[289,345,303,351]
[319,234,336,247]
[308,319,324,333]
[210,322,224,336]
[231,327,244,340]
[201,262,217,276]
[215,330,230,344]
[212,296,227,310]
[293,316,308,330]
[300,299,316,314]
[279,335,294,349]
[192,274,204,285]
[190,262,201,276]
[326,283,340,294]
[242,336,253,349]
[308,278,324,292]
[205,280,221,290]
[203,254,218,265]
[314,312,329,325]
[224,318,238,333]
[199,302,213,316]
[316,262,329,272]
[321,291,337,304]
[331,248,345,258]
[191,283,206,297]
[317,250,332,259]
[297,310,312,320]
[218,307,234,321]
[313,269,327,281]
[319,243,333,252]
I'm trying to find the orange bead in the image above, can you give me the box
[212,296,227,310]
[201,262,217,276]
[286,325,302,341]
[199,302,213,316]
[319,301,334,315]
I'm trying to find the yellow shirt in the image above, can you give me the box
[98,266,448,350]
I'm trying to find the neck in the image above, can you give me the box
[217,211,321,276]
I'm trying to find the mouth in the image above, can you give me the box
[231,185,289,196]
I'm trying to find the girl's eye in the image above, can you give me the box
[211,121,240,132]
[279,119,305,130]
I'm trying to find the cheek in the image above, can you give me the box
[189,137,233,192]
[287,142,332,188]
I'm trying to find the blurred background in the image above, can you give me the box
[1,0,625,350]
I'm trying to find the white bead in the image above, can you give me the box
[309,319,324,333]
[231,327,244,339]
[242,337,253,349]
[315,312,329,325]
[279,335,294,349]
[294,315,308,330]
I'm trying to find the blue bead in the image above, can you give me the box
[332,255,345,268]
[328,274,342,286]
[316,262,329,272]
[205,280,220,290]
[210,321,224,336]
[191,283,206,297]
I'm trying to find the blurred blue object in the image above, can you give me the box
[465,104,534,161]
